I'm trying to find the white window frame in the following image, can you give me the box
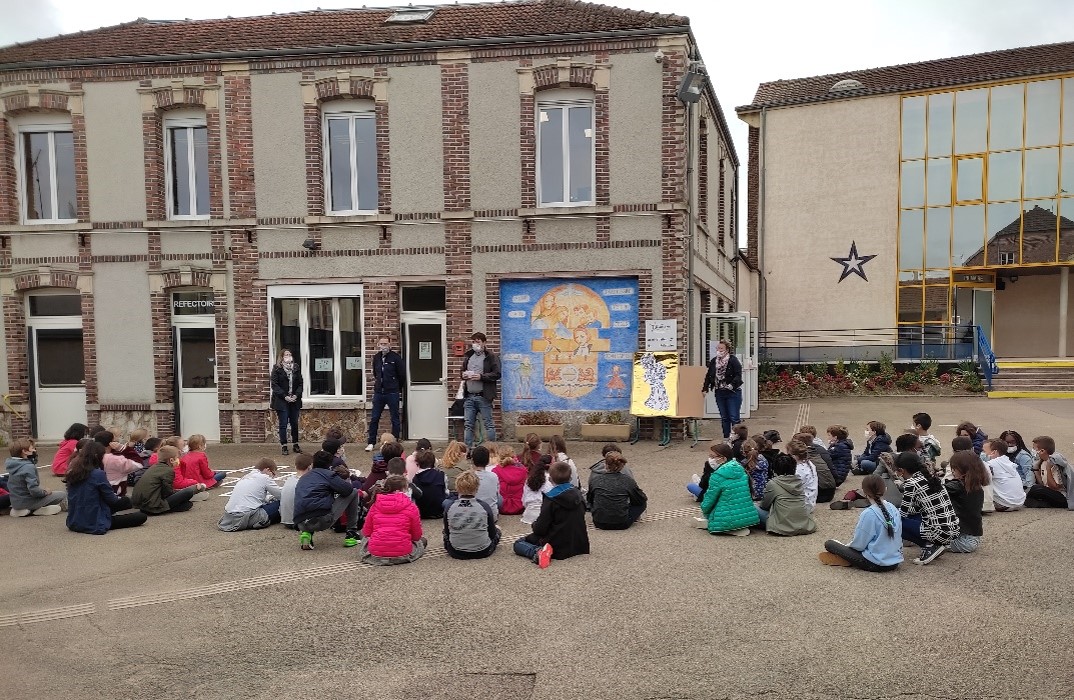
[163,116,209,220]
[267,284,366,402]
[15,121,76,225]
[322,102,378,216]
[999,251,1016,265]
[535,97,596,207]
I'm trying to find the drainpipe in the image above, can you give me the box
[685,97,695,365]
[1061,267,1069,358]
[758,106,768,333]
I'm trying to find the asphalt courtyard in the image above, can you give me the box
[2,396,1073,700]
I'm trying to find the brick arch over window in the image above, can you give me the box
[139,80,223,221]
[302,71,391,219]
[519,59,609,209]
[0,86,89,225]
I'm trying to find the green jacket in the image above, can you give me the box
[700,460,760,533]
[760,475,817,536]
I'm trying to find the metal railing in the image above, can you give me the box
[759,325,978,364]
[975,325,999,390]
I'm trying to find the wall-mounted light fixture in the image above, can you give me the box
[676,65,706,104]
[302,238,320,251]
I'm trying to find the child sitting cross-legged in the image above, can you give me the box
[756,453,816,536]
[360,474,426,565]
[412,449,447,519]
[6,438,66,517]
[896,452,960,566]
[440,440,468,496]
[443,470,501,560]
[131,445,205,515]
[819,474,903,572]
[280,454,312,529]
[944,451,988,553]
[178,434,227,492]
[587,451,647,530]
[493,443,527,516]
[983,438,1026,511]
[698,443,759,536]
[1026,436,1074,509]
[65,442,148,533]
[514,461,589,568]
[218,458,283,532]
[294,450,363,550]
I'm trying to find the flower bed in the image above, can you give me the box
[759,358,983,399]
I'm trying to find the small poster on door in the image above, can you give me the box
[345,356,361,370]
[314,358,333,372]
[419,342,433,360]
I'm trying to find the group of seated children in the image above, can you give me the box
[3,422,229,535]
[687,412,1074,573]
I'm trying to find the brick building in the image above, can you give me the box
[0,0,738,443]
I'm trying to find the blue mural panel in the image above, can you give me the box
[500,277,639,412]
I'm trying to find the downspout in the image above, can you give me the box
[685,97,695,365]
[758,106,768,333]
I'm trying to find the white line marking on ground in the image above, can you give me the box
[4,506,701,624]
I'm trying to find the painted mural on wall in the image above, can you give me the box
[500,277,639,412]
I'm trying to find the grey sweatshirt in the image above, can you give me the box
[443,495,497,552]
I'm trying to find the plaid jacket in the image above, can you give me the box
[899,472,960,545]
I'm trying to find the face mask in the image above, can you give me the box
[865,430,874,440]
[283,355,293,365]
[379,346,389,354]
[28,451,38,465]
[716,349,728,358]
[1007,446,1017,455]
[708,457,721,468]
[472,343,483,353]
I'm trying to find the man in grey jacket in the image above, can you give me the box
[460,332,501,449]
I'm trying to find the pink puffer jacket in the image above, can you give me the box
[362,491,423,558]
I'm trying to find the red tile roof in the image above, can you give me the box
[0,0,689,67]
[738,40,1074,113]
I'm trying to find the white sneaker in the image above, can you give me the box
[690,473,701,485]
[364,443,374,452]
[191,491,211,501]
[9,508,31,517]
[32,505,62,516]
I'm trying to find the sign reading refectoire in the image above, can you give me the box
[644,319,677,351]
[314,358,333,372]
[172,291,215,315]
[419,342,433,360]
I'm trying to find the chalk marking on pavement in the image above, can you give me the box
[0,602,96,628]
[3,507,701,624]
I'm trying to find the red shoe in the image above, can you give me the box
[537,543,553,569]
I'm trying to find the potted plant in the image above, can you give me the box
[514,410,564,440]
[579,410,632,442]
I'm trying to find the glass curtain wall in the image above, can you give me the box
[898,76,1074,328]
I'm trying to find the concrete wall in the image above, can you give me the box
[609,51,662,205]
[470,60,522,211]
[993,273,1074,357]
[762,95,900,332]
[94,262,154,402]
[388,65,443,213]
[251,73,306,218]
[84,81,146,222]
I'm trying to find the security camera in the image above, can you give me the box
[654,50,665,63]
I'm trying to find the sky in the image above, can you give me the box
[4,0,1074,224]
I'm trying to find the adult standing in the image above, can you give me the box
[461,332,501,449]
[702,339,743,440]
[365,336,406,451]
[271,349,303,456]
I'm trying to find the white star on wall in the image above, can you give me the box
[830,241,877,282]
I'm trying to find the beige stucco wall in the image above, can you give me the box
[10,233,78,259]
[92,232,148,256]
[388,65,443,213]
[534,216,596,243]
[610,214,659,241]
[762,95,900,332]
[94,262,155,402]
[392,222,444,249]
[993,273,1074,357]
[251,73,306,218]
[160,230,213,255]
[609,51,662,205]
[83,81,146,222]
[470,60,522,211]
[258,254,445,280]
[472,220,522,247]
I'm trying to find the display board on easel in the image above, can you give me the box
[629,352,706,419]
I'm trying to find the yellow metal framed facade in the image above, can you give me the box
[897,72,1074,327]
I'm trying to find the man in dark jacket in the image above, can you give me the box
[366,337,406,451]
[293,450,362,550]
[460,332,501,449]
[514,462,590,567]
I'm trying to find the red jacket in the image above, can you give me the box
[51,439,79,476]
[176,452,218,488]
[361,491,422,558]
[493,461,528,515]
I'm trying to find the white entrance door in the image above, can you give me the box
[30,325,86,441]
[702,312,755,420]
[403,315,447,440]
[174,322,219,441]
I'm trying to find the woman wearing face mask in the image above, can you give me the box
[999,430,1034,490]
[702,340,744,441]
[271,349,304,456]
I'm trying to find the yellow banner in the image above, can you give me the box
[630,351,678,417]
